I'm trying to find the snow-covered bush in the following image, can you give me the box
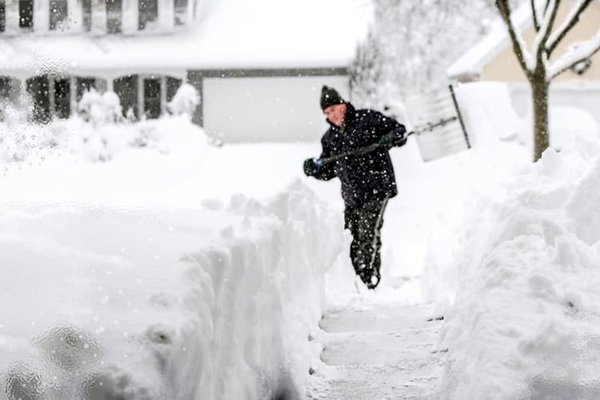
[0,95,32,125]
[167,83,200,118]
[78,90,122,126]
[0,118,59,164]
[0,114,210,164]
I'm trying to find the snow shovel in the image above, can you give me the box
[318,131,415,165]
[404,84,471,162]
[317,84,471,164]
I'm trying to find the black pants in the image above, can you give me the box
[344,196,389,288]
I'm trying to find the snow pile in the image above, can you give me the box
[430,147,600,399]
[0,115,210,164]
[454,82,527,143]
[0,112,345,399]
[167,83,201,118]
[530,106,599,154]
[78,90,122,126]
[174,183,343,399]
[0,181,342,399]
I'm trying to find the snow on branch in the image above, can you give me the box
[496,0,535,73]
[547,0,594,56]
[532,0,559,60]
[549,28,600,79]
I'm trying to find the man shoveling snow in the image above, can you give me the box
[303,86,408,289]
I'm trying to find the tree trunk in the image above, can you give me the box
[530,72,550,162]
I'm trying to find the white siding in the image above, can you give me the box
[90,0,106,34]
[203,76,350,143]
[4,0,18,34]
[33,0,49,32]
[122,0,137,34]
[158,0,173,31]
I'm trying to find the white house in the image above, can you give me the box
[0,0,373,142]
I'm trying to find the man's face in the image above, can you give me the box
[324,103,347,128]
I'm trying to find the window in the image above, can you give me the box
[0,77,19,121]
[26,76,51,123]
[50,0,68,31]
[81,0,92,32]
[138,0,157,30]
[114,75,138,119]
[174,0,187,26]
[54,77,70,119]
[166,77,182,103]
[106,0,121,33]
[0,77,19,101]
[0,0,6,33]
[143,77,160,119]
[0,77,10,99]
[19,0,33,29]
[76,77,96,101]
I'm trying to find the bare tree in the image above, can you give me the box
[495,0,600,161]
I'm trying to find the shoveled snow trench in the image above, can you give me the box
[0,175,446,399]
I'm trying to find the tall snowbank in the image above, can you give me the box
[172,182,343,399]
[428,148,600,398]
[421,80,600,398]
[0,181,343,399]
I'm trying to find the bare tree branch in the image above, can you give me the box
[531,0,540,31]
[547,0,594,56]
[495,0,531,75]
[534,0,559,61]
[543,0,551,15]
[550,31,600,79]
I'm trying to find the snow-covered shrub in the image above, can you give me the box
[3,362,43,400]
[0,95,32,125]
[0,119,59,163]
[167,83,200,118]
[78,90,122,126]
[34,326,101,372]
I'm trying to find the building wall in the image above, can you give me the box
[483,1,600,82]
[0,0,192,35]
[187,70,350,143]
[1,67,352,141]
[0,72,186,122]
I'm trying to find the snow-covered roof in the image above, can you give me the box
[0,0,373,76]
[446,2,533,79]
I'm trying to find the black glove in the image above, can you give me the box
[379,132,407,148]
[303,158,323,176]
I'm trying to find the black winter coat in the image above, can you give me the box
[313,103,406,209]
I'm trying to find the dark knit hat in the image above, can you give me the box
[320,86,345,110]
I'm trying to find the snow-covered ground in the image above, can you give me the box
[1,81,599,399]
[0,116,347,399]
[423,85,600,399]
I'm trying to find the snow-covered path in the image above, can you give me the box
[307,299,444,399]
